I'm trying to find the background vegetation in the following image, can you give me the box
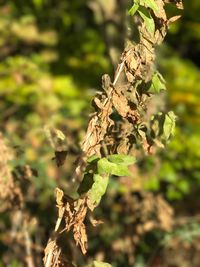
[0,0,200,266]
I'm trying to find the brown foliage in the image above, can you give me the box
[43,0,183,266]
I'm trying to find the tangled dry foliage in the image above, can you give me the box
[0,133,40,267]
[0,133,22,210]
[43,1,183,266]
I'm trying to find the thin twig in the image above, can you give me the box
[113,61,125,85]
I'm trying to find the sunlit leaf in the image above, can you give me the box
[148,72,166,94]
[138,6,155,34]
[92,261,112,267]
[97,158,130,176]
[107,154,136,165]
[87,174,109,210]
[163,111,176,140]
[129,3,139,16]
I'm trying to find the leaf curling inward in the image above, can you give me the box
[163,111,176,140]
[147,71,166,94]
[87,174,109,211]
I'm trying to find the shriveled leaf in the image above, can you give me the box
[53,150,68,167]
[44,126,67,150]
[55,187,64,206]
[90,217,104,227]
[148,72,166,94]
[112,90,129,117]
[138,6,155,34]
[87,174,109,210]
[168,15,181,25]
[165,0,183,9]
[163,111,176,140]
[54,129,66,140]
[73,220,88,254]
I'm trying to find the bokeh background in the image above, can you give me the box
[0,0,200,266]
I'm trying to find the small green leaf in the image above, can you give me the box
[97,158,130,176]
[129,3,139,16]
[143,0,159,12]
[177,180,190,194]
[134,0,159,12]
[148,72,166,94]
[107,154,136,165]
[92,261,112,267]
[111,164,130,176]
[87,174,109,210]
[163,111,176,140]
[87,154,99,163]
[138,6,155,34]
[97,158,116,175]
[77,172,94,195]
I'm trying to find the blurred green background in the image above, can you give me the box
[0,0,200,266]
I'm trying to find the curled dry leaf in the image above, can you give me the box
[55,188,88,254]
[90,217,104,227]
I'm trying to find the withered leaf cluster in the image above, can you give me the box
[0,133,23,210]
[55,188,88,254]
[44,0,183,265]
[82,0,183,158]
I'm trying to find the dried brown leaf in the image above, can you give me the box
[90,217,104,227]
[112,90,129,117]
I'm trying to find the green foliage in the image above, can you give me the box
[150,111,176,144]
[163,111,176,140]
[78,154,136,210]
[129,0,158,34]
[98,155,136,176]
[90,261,112,267]
[147,72,166,94]
[138,6,155,34]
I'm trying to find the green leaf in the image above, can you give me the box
[129,3,139,16]
[138,6,155,34]
[148,72,166,94]
[33,0,43,9]
[87,154,99,163]
[177,180,190,194]
[92,261,112,267]
[134,0,159,12]
[163,111,176,140]
[143,0,159,12]
[87,174,109,210]
[97,158,130,176]
[77,172,94,195]
[107,154,136,165]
